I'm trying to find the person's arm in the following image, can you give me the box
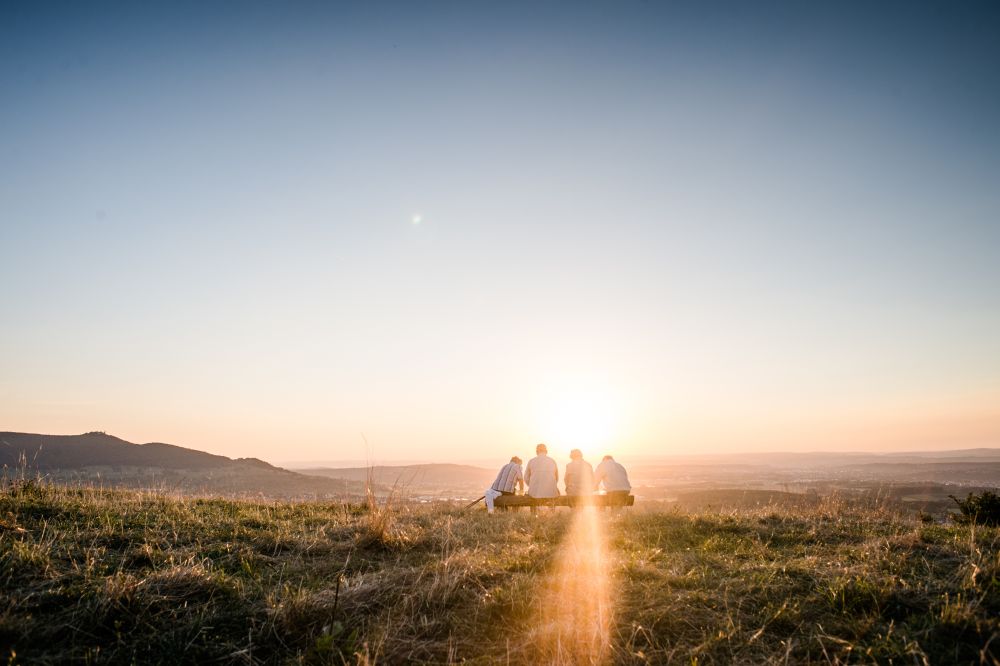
[515,467,524,494]
[524,461,532,486]
[594,463,606,490]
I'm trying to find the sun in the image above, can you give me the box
[541,384,619,450]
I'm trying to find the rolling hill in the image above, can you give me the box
[0,431,354,498]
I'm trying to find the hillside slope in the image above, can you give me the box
[0,431,351,498]
[1,484,997,664]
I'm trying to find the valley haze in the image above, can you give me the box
[5,431,999,517]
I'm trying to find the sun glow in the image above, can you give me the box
[539,383,622,451]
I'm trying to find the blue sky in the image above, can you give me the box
[2,1,999,462]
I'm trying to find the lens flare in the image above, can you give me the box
[530,507,614,664]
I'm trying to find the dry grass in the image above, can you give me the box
[1,482,999,664]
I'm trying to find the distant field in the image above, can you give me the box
[294,464,495,497]
[2,482,998,664]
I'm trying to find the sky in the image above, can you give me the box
[2,1,999,464]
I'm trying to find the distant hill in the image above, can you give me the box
[632,449,1000,468]
[832,461,1000,484]
[2,431,245,470]
[0,431,355,498]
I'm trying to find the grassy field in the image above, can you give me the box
[2,482,999,664]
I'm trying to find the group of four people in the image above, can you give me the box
[484,443,632,513]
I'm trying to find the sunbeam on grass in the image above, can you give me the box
[530,506,614,665]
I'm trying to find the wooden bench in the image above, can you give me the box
[492,493,635,509]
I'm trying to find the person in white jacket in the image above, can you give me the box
[564,449,595,496]
[594,455,631,501]
[524,443,559,499]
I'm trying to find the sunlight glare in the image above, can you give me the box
[543,384,619,449]
[531,507,613,664]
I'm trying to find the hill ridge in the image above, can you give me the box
[0,431,351,498]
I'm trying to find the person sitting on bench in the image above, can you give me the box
[594,455,631,503]
[564,449,595,503]
[484,456,523,514]
[524,443,559,508]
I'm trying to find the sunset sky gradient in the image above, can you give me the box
[2,2,999,463]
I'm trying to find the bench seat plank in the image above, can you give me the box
[492,494,634,508]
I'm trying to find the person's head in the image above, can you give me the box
[602,455,614,462]
[510,456,522,465]
[570,449,583,460]
[536,443,548,455]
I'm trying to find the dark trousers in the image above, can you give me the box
[605,490,630,510]
[494,490,514,511]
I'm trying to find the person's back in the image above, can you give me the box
[525,444,559,498]
[484,456,523,514]
[564,450,594,496]
[594,455,631,494]
[491,459,523,494]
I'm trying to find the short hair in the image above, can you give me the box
[602,455,614,462]
[510,456,522,465]
[536,443,548,454]
[570,448,582,459]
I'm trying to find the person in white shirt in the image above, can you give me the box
[564,449,595,497]
[524,443,559,499]
[594,455,631,502]
[484,456,523,514]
